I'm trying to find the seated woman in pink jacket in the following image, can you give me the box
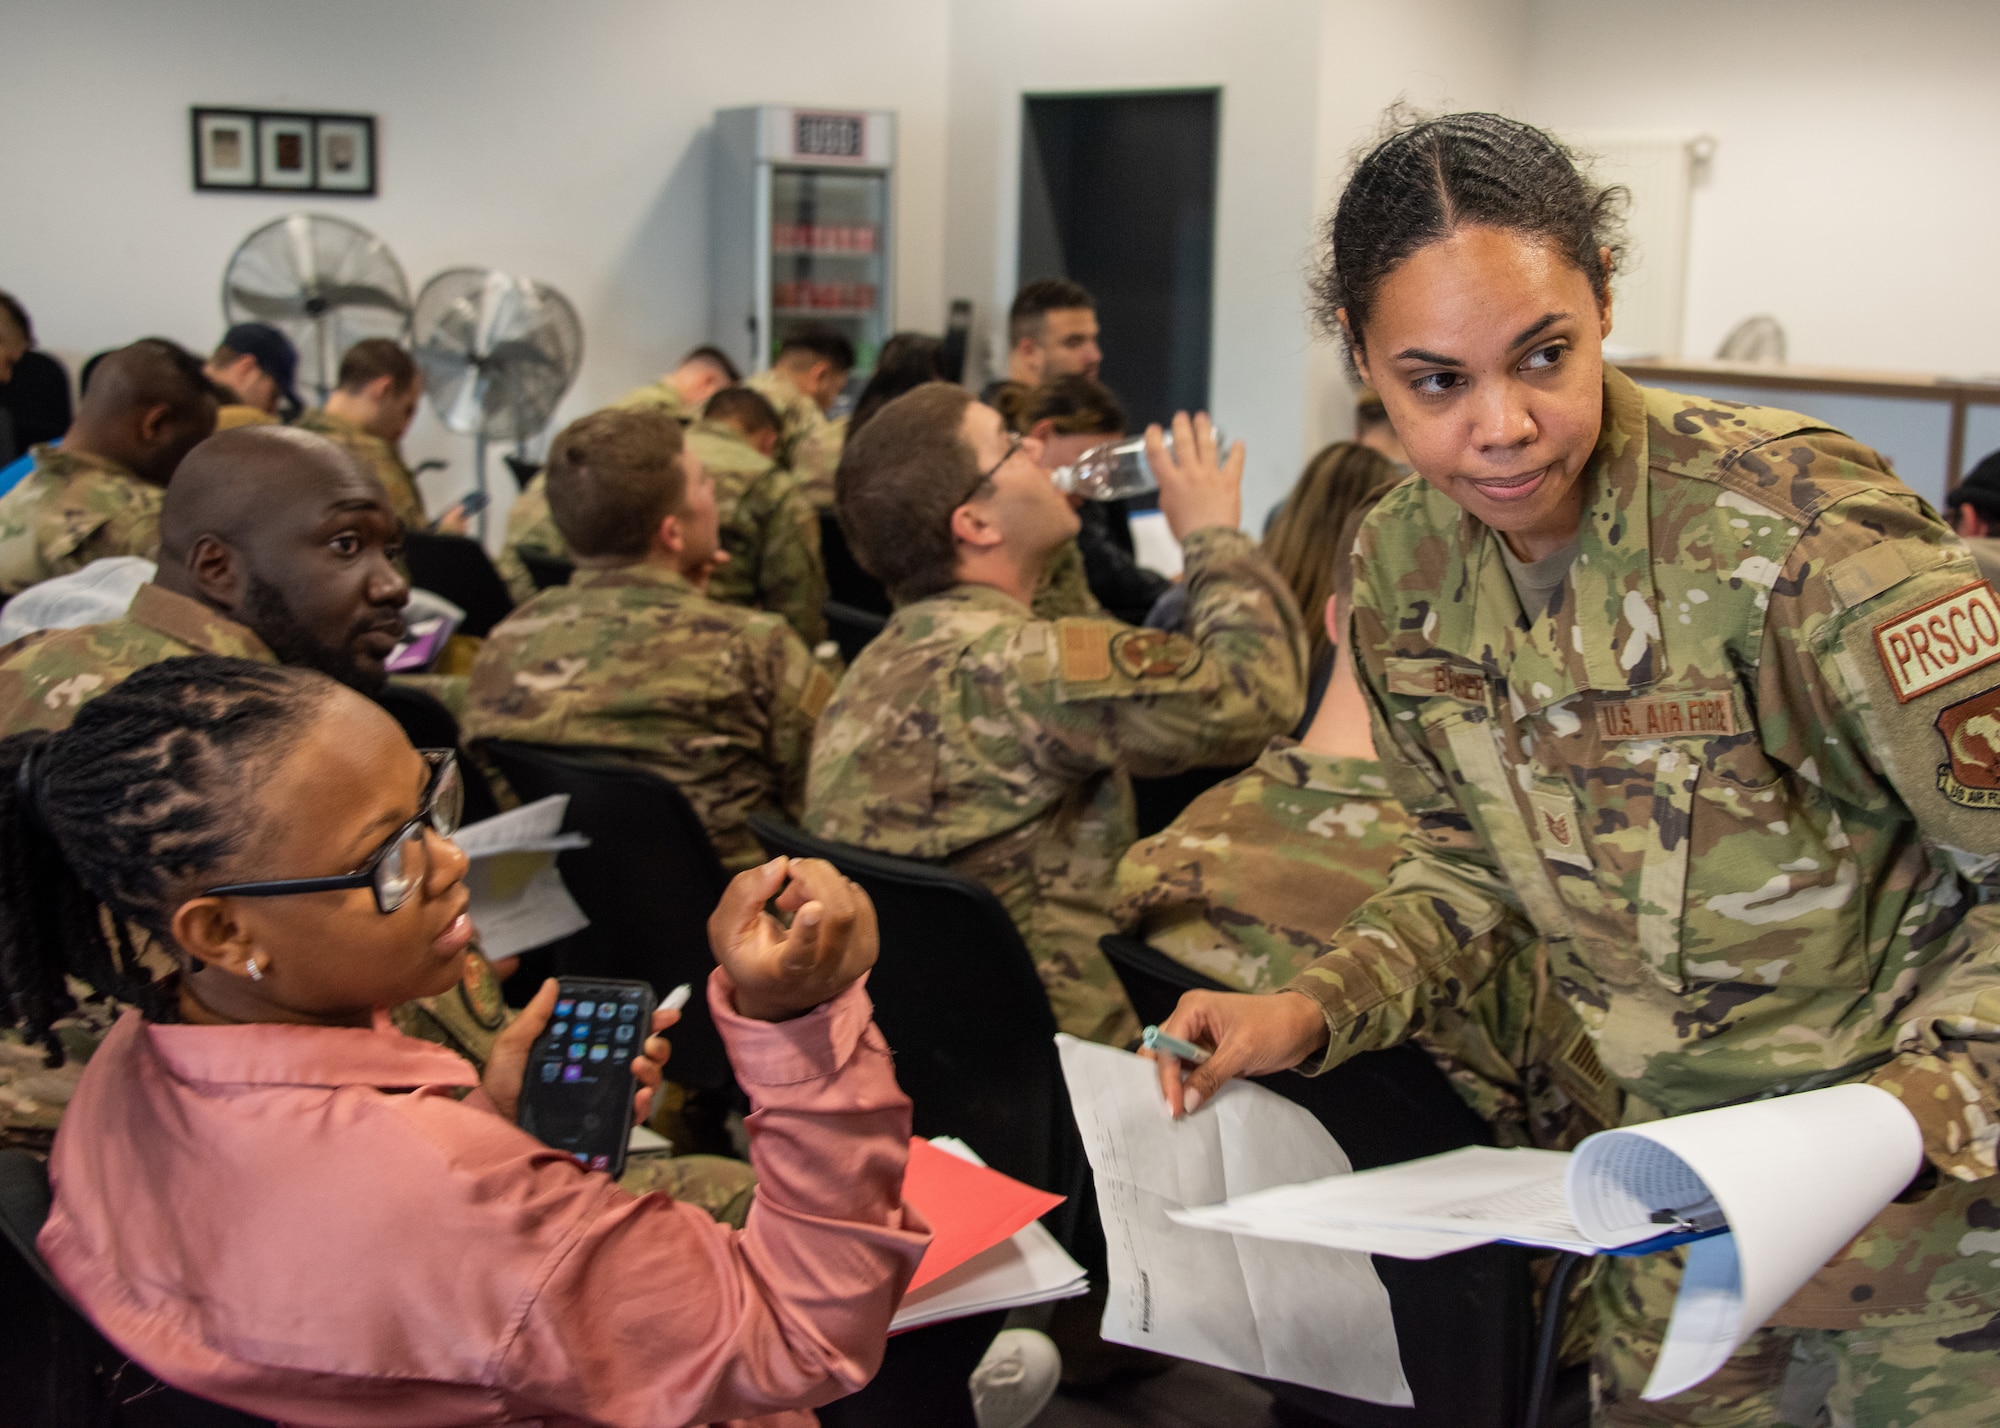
[2,654,929,1428]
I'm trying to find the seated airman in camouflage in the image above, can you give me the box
[0,425,508,1152]
[612,343,740,426]
[298,338,430,530]
[498,350,750,604]
[464,407,833,875]
[691,384,827,648]
[805,385,1307,1046]
[0,339,217,596]
[746,328,852,511]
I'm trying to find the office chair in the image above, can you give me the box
[1100,933,1534,1428]
[824,599,888,663]
[0,1150,276,1427]
[519,549,575,591]
[476,741,734,1096]
[746,816,1083,1226]
[819,512,892,616]
[401,532,518,637]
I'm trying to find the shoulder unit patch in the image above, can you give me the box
[1108,627,1203,680]
[1875,580,2000,703]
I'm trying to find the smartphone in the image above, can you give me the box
[517,977,656,1178]
[432,489,490,530]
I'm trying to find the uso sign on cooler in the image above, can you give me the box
[1874,581,2000,703]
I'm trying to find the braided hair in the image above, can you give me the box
[0,656,334,1062]
[1313,110,1628,376]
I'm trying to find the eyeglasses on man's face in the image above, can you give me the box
[201,750,464,915]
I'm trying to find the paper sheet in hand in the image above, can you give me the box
[891,1138,1087,1332]
[1177,1083,1922,1402]
[1056,1035,1411,1405]
[453,797,591,958]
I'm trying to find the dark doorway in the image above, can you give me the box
[1019,90,1219,430]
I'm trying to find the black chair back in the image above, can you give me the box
[1100,935,1529,1428]
[402,532,517,638]
[373,684,500,826]
[520,550,575,591]
[0,1149,277,1427]
[477,741,733,1093]
[502,455,542,490]
[748,816,1079,1213]
[824,600,888,663]
[819,512,891,616]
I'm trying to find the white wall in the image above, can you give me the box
[944,0,1528,522]
[0,0,949,521]
[1524,0,2000,378]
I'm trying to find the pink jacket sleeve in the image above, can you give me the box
[498,972,930,1427]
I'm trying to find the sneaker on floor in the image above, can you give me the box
[970,1327,1062,1428]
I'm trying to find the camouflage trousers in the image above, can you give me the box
[1592,1242,2000,1427]
[620,1152,758,1229]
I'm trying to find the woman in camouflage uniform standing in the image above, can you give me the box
[1155,112,2000,1424]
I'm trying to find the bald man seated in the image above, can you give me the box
[0,339,218,596]
[0,424,412,737]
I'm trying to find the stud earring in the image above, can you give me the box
[246,956,264,982]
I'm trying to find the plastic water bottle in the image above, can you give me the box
[1048,429,1225,502]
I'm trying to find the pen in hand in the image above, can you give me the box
[1142,1024,1212,1065]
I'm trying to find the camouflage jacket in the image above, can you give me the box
[298,408,426,529]
[1290,365,2000,1188]
[495,472,568,606]
[0,446,165,597]
[806,526,1308,1044]
[746,368,842,510]
[0,583,274,734]
[1032,538,1102,621]
[462,561,834,872]
[687,420,828,648]
[611,379,696,424]
[1112,737,1617,1149]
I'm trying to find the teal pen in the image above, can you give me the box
[1141,1025,1212,1065]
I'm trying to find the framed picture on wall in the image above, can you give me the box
[192,109,257,189]
[314,115,375,194]
[257,114,315,189]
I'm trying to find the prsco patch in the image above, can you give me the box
[1935,683,2000,808]
[1874,580,2000,703]
[1594,692,1739,741]
[1108,627,1202,680]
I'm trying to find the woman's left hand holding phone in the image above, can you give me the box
[483,979,681,1122]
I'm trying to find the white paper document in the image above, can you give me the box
[1173,1083,1922,1402]
[1056,1035,1411,1406]
[890,1137,1089,1332]
[453,796,592,958]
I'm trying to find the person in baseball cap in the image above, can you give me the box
[1944,448,2000,584]
[204,323,301,429]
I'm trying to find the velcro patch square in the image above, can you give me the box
[1058,624,1113,683]
[1875,580,2000,703]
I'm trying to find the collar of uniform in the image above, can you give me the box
[34,444,137,483]
[140,1010,481,1091]
[937,582,1033,617]
[568,561,695,597]
[304,407,359,438]
[1255,736,1396,798]
[127,583,277,661]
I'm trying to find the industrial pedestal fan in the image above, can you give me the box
[411,269,583,538]
[221,214,411,405]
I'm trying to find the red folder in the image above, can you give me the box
[901,1138,1066,1292]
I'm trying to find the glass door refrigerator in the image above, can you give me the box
[711,106,896,398]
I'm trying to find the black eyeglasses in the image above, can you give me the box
[980,434,1024,484]
[202,750,464,914]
